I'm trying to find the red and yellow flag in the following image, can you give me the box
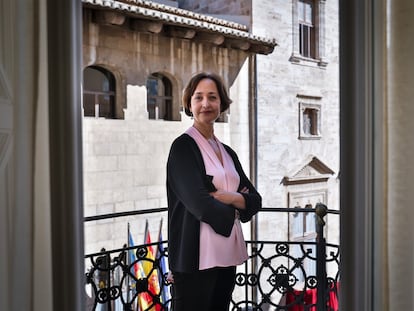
[138,226,161,311]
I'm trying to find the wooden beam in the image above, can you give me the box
[194,31,225,45]
[164,26,196,39]
[224,38,251,51]
[130,19,163,33]
[94,10,125,26]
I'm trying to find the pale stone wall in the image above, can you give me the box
[251,0,340,250]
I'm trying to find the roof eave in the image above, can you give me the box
[82,0,278,55]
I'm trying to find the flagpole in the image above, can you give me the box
[126,222,130,305]
[127,222,130,248]
[157,218,169,309]
[155,218,163,256]
[141,219,151,311]
[144,219,149,244]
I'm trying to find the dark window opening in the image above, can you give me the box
[303,108,318,135]
[147,74,173,120]
[83,66,116,119]
[298,0,315,58]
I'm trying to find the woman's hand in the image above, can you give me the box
[210,187,249,209]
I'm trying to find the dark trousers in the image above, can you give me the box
[171,266,236,311]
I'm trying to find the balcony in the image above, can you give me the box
[84,204,340,311]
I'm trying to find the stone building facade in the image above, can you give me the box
[81,0,339,270]
[254,0,340,249]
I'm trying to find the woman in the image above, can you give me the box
[166,72,262,311]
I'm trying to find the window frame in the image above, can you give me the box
[290,0,328,68]
[83,66,118,119]
[298,0,316,58]
[298,99,322,140]
[288,190,326,242]
[146,73,181,121]
[45,0,387,311]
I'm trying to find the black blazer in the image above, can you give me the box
[166,133,262,273]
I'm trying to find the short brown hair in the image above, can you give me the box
[182,72,232,116]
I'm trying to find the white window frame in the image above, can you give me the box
[298,100,322,140]
[288,189,327,241]
[290,0,328,68]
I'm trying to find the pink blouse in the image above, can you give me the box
[186,126,248,270]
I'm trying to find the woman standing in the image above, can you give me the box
[166,72,262,311]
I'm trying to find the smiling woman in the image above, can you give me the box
[182,72,232,119]
[189,78,222,134]
[166,72,262,311]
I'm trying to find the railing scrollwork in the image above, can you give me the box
[84,206,340,311]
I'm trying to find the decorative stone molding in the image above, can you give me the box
[282,155,334,185]
[82,0,277,55]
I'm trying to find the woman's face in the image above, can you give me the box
[190,78,221,126]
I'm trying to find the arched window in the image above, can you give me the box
[83,66,116,119]
[146,73,173,120]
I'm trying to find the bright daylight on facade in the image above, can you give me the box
[81,0,339,310]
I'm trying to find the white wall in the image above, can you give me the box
[252,0,340,247]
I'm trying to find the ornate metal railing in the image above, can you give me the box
[84,204,340,311]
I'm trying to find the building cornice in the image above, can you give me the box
[82,0,277,55]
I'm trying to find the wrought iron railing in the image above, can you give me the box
[84,204,340,311]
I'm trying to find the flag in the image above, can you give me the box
[138,221,162,311]
[128,225,146,310]
[157,229,170,308]
[113,264,124,311]
[129,232,139,278]
[128,228,141,310]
